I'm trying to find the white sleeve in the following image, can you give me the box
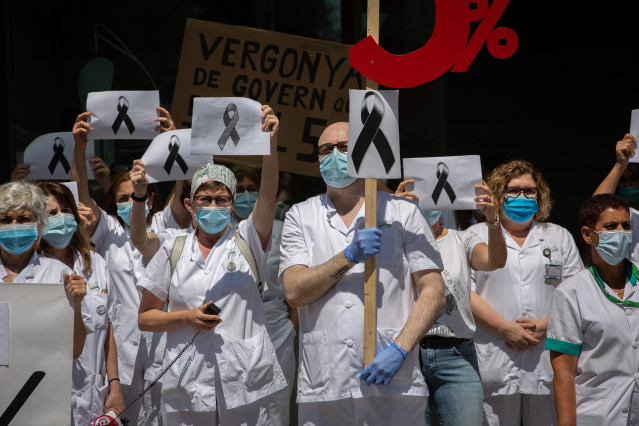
[403,202,443,273]
[545,281,583,356]
[238,214,270,282]
[278,204,310,280]
[559,226,584,281]
[137,240,173,302]
[90,208,113,252]
[462,229,484,261]
[263,219,284,302]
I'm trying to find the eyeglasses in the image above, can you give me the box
[318,141,348,156]
[505,187,538,198]
[194,195,232,207]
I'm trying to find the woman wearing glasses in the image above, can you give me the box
[137,106,286,425]
[467,160,584,426]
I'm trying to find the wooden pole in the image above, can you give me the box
[363,0,379,367]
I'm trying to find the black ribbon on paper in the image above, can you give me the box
[432,162,456,204]
[48,137,71,175]
[164,135,188,174]
[352,91,395,173]
[217,103,240,150]
[112,96,136,135]
[0,371,46,424]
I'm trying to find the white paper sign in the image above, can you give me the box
[403,155,483,211]
[0,284,72,424]
[191,97,270,156]
[629,110,639,163]
[347,89,401,179]
[23,132,95,180]
[86,90,160,140]
[0,303,8,366]
[61,182,79,204]
[141,129,212,183]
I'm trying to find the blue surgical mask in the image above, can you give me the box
[234,191,259,219]
[502,196,538,224]
[593,229,632,265]
[0,223,38,255]
[319,148,357,189]
[117,202,150,226]
[196,206,231,235]
[43,213,77,249]
[422,210,442,226]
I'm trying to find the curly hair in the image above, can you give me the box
[487,159,553,222]
[36,182,93,276]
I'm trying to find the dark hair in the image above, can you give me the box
[578,194,629,230]
[231,165,261,188]
[36,182,93,275]
[103,170,161,227]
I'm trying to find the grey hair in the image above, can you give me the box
[0,181,49,236]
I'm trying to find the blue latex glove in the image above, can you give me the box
[359,342,408,386]
[343,228,382,263]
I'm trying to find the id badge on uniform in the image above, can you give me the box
[544,264,562,280]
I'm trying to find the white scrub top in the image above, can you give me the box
[427,229,482,339]
[469,221,584,396]
[546,262,639,426]
[91,205,180,385]
[138,215,286,414]
[279,191,443,403]
[71,250,123,426]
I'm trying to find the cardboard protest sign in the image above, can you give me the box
[24,132,96,180]
[141,129,212,183]
[191,97,270,156]
[0,284,73,424]
[347,90,401,179]
[86,90,160,140]
[171,19,365,176]
[403,155,483,211]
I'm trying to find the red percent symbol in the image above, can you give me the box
[349,0,518,88]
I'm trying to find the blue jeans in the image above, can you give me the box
[420,339,484,426]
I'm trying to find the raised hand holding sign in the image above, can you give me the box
[140,129,211,183]
[347,89,401,179]
[403,155,483,211]
[86,90,160,139]
[191,97,270,156]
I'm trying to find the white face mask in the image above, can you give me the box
[592,229,633,265]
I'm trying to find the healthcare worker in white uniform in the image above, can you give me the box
[468,159,584,426]
[36,181,125,425]
[395,178,507,426]
[71,109,189,425]
[279,122,446,426]
[547,194,639,425]
[0,181,89,356]
[138,105,286,425]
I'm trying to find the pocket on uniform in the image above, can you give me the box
[299,329,331,391]
[575,384,614,426]
[231,330,275,392]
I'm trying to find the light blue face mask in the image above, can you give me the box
[502,196,538,224]
[234,191,259,219]
[0,223,38,255]
[319,148,357,189]
[43,213,78,249]
[593,229,633,265]
[422,210,442,226]
[117,202,150,226]
[196,206,231,235]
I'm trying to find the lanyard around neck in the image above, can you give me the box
[588,260,639,308]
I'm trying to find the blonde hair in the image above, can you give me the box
[487,159,553,221]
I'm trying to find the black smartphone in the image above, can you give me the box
[204,302,221,316]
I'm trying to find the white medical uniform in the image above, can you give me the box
[138,215,286,424]
[427,229,481,338]
[279,191,443,426]
[91,205,181,425]
[71,250,123,426]
[546,262,639,426]
[468,221,583,425]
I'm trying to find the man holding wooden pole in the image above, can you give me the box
[280,121,445,425]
